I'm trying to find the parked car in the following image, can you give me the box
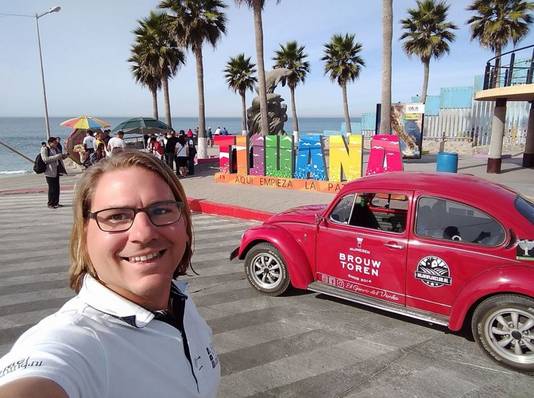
[230,172,534,372]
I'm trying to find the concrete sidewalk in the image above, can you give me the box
[0,152,532,219]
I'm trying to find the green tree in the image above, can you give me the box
[160,0,227,158]
[128,51,162,120]
[224,54,257,134]
[381,0,393,134]
[131,11,185,128]
[321,34,365,134]
[400,0,457,103]
[235,0,281,136]
[272,41,310,133]
[467,0,534,85]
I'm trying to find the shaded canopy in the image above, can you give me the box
[111,117,171,135]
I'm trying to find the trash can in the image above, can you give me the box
[436,152,458,173]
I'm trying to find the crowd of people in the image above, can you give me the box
[147,129,197,178]
[41,126,207,210]
[81,130,126,167]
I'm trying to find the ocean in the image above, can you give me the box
[0,116,347,175]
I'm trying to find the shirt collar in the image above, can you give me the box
[79,274,188,328]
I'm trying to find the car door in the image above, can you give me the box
[316,190,412,305]
[406,195,509,316]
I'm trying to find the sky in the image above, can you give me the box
[1,0,534,118]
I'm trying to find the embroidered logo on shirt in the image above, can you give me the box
[0,357,43,378]
[206,344,219,369]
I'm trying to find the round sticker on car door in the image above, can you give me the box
[415,256,452,287]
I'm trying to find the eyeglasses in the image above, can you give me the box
[88,201,184,232]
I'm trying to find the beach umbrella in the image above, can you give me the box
[60,116,111,130]
[112,117,170,135]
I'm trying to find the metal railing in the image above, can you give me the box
[483,44,534,89]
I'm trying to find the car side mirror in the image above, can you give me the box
[315,213,325,225]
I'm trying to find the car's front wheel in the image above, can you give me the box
[472,294,534,373]
[244,243,290,296]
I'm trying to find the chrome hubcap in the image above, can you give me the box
[250,253,282,290]
[484,308,534,364]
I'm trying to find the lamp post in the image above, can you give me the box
[35,6,61,140]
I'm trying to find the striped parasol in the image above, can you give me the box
[60,116,111,130]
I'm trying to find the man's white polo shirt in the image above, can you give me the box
[0,275,220,398]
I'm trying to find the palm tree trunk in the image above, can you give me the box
[194,45,208,159]
[290,86,299,133]
[241,91,247,134]
[151,88,159,120]
[380,0,392,134]
[162,76,172,129]
[253,4,269,136]
[421,59,430,104]
[342,83,352,134]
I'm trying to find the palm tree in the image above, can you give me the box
[128,51,162,120]
[132,11,185,128]
[467,0,534,85]
[322,34,365,134]
[159,0,227,159]
[235,0,281,136]
[224,54,257,134]
[381,0,393,134]
[400,0,457,103]
[272,41,310,133]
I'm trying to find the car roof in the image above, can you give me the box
[341,172,517,213]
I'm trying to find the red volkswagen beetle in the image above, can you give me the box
[231,172,534,372]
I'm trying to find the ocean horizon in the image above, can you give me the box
[0,116,349,175]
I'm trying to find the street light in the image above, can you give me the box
[35,6,61,140]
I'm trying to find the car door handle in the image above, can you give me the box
[384,242,404,250]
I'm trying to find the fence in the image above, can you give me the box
[423,100,529,147]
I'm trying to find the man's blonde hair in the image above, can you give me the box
[69,150,193,292]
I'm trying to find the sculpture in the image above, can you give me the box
[247,68,292,136]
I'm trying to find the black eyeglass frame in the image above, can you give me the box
[87,200,185,232]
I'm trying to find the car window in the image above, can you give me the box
[515,195,534,224]
[329,194,355,224]
[349,192,408,233]
[416,197,506,246]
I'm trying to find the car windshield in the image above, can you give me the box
[515,195,534,224]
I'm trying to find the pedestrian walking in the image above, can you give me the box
[164,131,178,171]
[187,134,197,175]
[0,151,220,397]
[107,131,126,155]
[56,137,63,153]
[41,137,69,209]
[88,142,106,166]
[175,135,189,177]
[207,127,213,147]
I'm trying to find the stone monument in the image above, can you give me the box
[247,68,292,136]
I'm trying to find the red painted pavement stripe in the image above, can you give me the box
[187,197,272,222]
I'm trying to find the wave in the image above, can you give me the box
[0,170,31,176]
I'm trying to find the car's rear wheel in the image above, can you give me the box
[472,294,534,373]
[244,243,290,296]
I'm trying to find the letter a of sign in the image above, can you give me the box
[214,136,236,173]
[366,134,403,176]
[294,135,327,180]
